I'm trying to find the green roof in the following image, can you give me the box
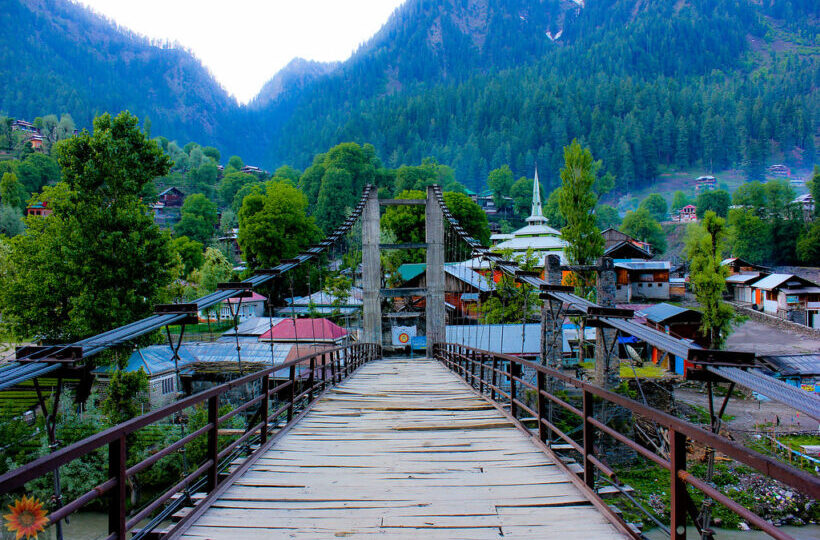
[397,263,426,282]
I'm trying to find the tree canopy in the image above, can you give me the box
[0,111,174,343]
[237,180,321,269]
[620,208,667,253]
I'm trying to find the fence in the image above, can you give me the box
[434,342,819,540]
[0,343,381,540]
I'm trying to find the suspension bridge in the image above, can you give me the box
[0,185,818,540]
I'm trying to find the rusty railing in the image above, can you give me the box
[0,342,381,540]
[434,342,819,540]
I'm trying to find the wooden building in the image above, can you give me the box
[751,274,820,328]
[614,261,671,302]
[721,257,769,276]
[158,187,185,207]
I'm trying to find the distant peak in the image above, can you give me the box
[249,58,340,109]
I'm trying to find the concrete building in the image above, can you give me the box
[751,273,820,328]
[200,292,267,322]
[614,261,671,302]
[725,272,769,303]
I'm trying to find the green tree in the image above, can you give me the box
[0,172,26,209]
[201,146,221,163]
[558,140,604,270]
[197,247,234,293]
[175,194,218,244]
[685,211,734,348]
[0,205,24,237]
[16,153,60,193]
[595,204,621,229]
[171,235,205,277]
[672,191,691,213]
[186,161,218,199]
[227,155,244,171]
[481,249,539,323]
[695,189,731,218]
[272,165,301,184]
[442,191,490,246]
[487,165,514,211]
[237,180,322,269]
[808,166,820,218]
[309,143,378,232]
[101,370,148,424]
[217,172,255,207]
[796,222,820,265]
[639,193,668,222]
[510,176,538,218]
[0,111,174,342]
[620,208,667,253]
[543,187,567,229]
[231,182,265,215]
[381,189,427,266]
[728,208,769,264]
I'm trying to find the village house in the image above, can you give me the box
[750,273,820,328]
[792,193,814,222]
[157,187,185,207]
[25,201,52,217]
[11,120,38,133]
[240,165,267,176]
[767,164,791,178]
[602,228,653,259]
[678,204,697,222]
[471,189,513,218]
[396,263,494,323]
[614,261,671,302]
[259,318,349,345]
[725,272,769,303]
[757,354,820,395]
[721,257,770,276]
[28,134,44,150]
[637,303,706,373]
[199,292,267,322]
[695,175,716,193]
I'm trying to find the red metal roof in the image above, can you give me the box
[259,318,348,342]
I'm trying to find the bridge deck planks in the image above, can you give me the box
[181,358,623,539]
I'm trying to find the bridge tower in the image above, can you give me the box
[425,186,446,345]
[362,187,382,345]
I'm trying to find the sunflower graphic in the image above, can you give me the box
[4,495,49,540]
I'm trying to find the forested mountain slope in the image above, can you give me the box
[259,0,818,192]
[0,0,260,161]
[0,0,817,193]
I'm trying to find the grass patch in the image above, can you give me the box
[579,361,668,379]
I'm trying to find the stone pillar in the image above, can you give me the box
[362,187,382,345]
[426,186,446,347]
[540,254,562,367]
[595,257,617,388]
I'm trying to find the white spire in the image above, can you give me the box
[526,167,547,224]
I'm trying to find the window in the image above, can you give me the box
[160,377,175,395]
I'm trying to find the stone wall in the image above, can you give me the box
[731,302,820,337]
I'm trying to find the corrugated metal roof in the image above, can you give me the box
[759,354,820,377]
[222,317,286,336]
[397,263,426,282]
[726,273,765,284]
[752,274,796,290]
[444,265,494,292]
[615,261,671,271]
[638,303,700,324]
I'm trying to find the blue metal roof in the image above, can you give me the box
[638,303,698,324]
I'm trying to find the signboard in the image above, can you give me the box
[391,326,417,346]
[807,301,820,310]
[410,336,426,351]
[786,295,800,304]
[802,384,816,393]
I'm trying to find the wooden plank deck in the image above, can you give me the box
[181,357,624,539]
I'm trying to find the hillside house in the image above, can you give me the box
[25,201,52,217]
[751,274,820,328]
[395,263,493,322]
[28,134,44,150]
[11,120,38,132]
[679,205,697,222]
[695,176,716,193]
[721,257,769,276]
[200,292,267,322]
[158,187,184,207]
[767,164,791,177]
[240,165,267,176]
[792,193,814,222]
[614,261,671,302]
[602,228,652,255]
[471,190,513,217]
[725,272,769,303]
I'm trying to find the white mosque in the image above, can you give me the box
[459,169,567,272]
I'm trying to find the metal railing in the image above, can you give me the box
[0,342,381,540]
[434,342,820,540]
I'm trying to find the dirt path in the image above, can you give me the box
[675,388,819,433]
[726,319,820,355]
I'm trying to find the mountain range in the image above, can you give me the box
[1,0,817,192]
